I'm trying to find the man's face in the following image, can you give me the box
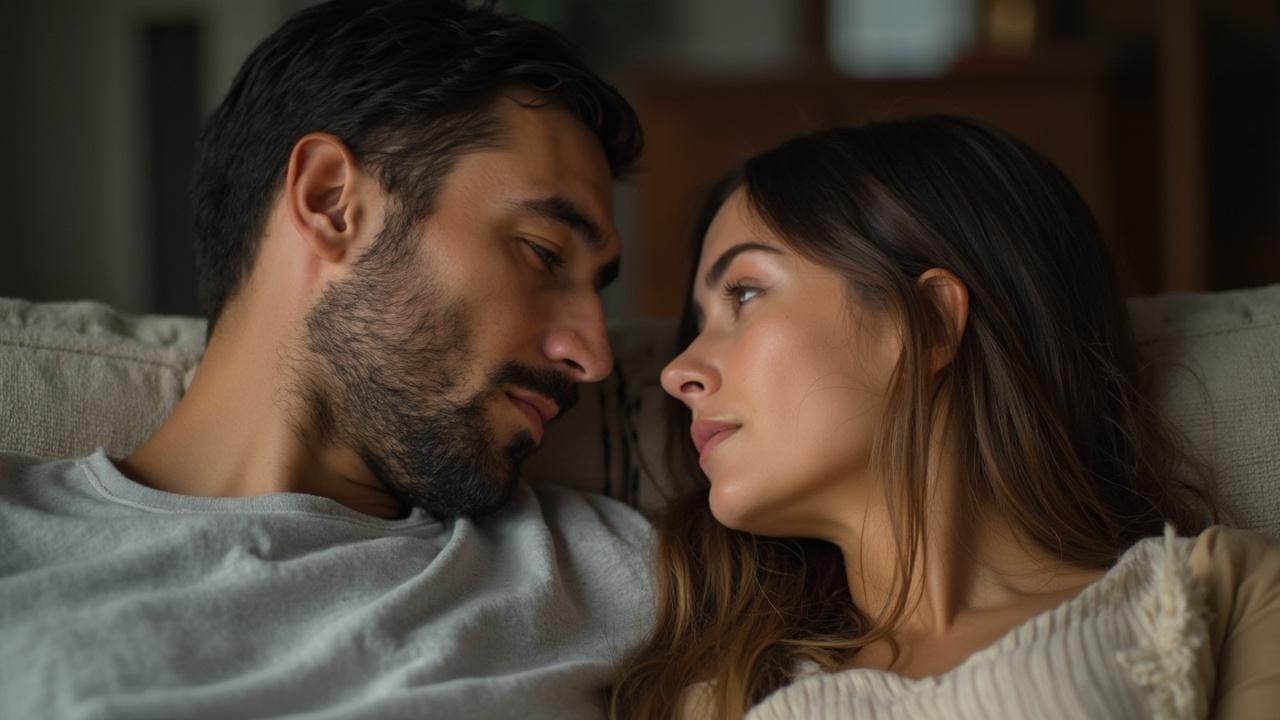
[303,97,620,518]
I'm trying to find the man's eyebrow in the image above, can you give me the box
[510,196,607,250]
[703,242,782,290]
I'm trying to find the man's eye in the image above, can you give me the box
[525,241,564,272]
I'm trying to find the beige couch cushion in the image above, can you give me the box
[0,299,204,463]
[2,288,1277,536]
[1130,285,1280,536]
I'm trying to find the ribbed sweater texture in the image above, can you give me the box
[747,527,1205,720]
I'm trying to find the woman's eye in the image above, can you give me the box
[723,281,761,307]
[525,241,564,272]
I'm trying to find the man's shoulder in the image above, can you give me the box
[0,451,81,488]
[511,481,655,601]
[0,451,113,516]
[525,481,653,548]
[515,482,655,641]
[0,450,53,472]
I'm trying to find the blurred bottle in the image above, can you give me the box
[827,0,979,77]
[985,0,1039,54]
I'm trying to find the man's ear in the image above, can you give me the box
[284,132,364,265]
[917,268,969,374]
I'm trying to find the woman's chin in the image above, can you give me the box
[707,480,770,533]
[708,478,829,539]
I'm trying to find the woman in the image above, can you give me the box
[610,116,1280,719]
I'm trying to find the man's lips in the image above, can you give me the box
[506,391,560,443]
[690,419,741,460]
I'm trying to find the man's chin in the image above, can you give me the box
[371,422,545,517]
[506,429,538,465]
[460,433,537,517]
[390,438,534,519]
[396,473,516,520]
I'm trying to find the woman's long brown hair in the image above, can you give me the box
[609,116,1215,720]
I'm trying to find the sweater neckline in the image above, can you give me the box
[822,533,1172,692]
[79,448,442,531]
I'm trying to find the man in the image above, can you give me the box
[0,1,652,718]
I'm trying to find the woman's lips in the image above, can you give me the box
[690,419,741,461]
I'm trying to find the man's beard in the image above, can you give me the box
[297,216,577,518]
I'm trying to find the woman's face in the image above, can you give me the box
[661,189,902,539]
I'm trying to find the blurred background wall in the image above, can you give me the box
[0,0,1275,318]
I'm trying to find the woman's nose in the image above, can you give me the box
[660,345,720,405]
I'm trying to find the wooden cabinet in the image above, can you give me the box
[623,50,1162,317]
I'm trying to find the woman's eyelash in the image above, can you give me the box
[526,241,564,271]
[722,280,761,306]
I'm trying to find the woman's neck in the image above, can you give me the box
[834,455,1104,643]
[830,471,1107,680]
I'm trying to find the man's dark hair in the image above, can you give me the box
[190,0,643,334]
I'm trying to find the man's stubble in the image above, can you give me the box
[298,211,571,518]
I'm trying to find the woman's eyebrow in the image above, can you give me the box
[703,242,782,290]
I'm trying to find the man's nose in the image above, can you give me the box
[542,293,613,383]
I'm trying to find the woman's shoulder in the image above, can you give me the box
[1188,525,1280,593]
[1187,525,1280,635]
[1185,525,1280,651]
[1187,525,1280,718]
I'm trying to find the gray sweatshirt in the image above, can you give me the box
[0,450,653,720]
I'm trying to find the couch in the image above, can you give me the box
[2,288,1278,537]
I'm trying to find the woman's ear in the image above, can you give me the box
[917,268,969,373]
[284,132,364,265]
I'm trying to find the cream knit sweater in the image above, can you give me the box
[739,526,1280,720]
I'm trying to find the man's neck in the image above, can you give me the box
[117,308,408,520]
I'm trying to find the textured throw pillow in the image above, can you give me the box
[0,299,203,463]
[1130,285,1280,537]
